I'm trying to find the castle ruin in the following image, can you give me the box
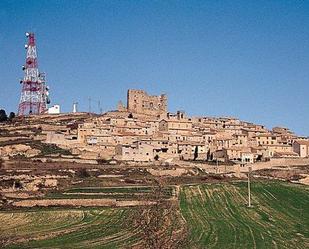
[126,89,167,116]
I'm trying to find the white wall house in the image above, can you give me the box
[48,105,60,114]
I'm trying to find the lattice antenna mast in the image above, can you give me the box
[18,32,50,116]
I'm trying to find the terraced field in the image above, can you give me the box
[0,186,173,248]
[1,181,308,248]
[0,208,139,249]
[180,181,309,249]
[46,186,173,200]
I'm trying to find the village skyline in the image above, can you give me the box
[1,2,309,248]
[1,1,308,135]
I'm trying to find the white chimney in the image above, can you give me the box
[73,102,78,113]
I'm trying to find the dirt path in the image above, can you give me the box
[13,199,155,207]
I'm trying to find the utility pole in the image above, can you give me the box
[216,159,218,174]
[88,97,92,113]
[248,166,252,208]
[98,100,102,114]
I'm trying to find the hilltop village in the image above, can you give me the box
[2,3,309,248]
[2,89,307,164]
[2,45,309,246]
[53,89,309,162]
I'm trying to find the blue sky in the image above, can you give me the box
[0,0,308,135]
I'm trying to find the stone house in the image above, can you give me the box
[293,140,309,157]
[254,133,279,146]
[214,147,254,163]
[265,144,293,157]
[115,142,153,162]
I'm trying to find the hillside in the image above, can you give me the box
[1,181,308,248]
[180,181,309,249]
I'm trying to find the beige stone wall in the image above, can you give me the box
[167,120,192,131]
[45,132,80,147]
[116,143,154,162]
[293,143,309,157]
[255,134,278,146]
[237,158,309,172]
[127,89,167,116]
[159,120,168,131]
[233,134,248,147]
[266,144,293,157]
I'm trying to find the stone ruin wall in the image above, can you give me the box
[127,89,167,116]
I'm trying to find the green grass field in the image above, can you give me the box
[0,208,139,249]
[1,181,308,248]
[180,181,309,249]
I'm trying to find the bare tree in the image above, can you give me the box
[130,178,188,249]
[194,146,198,161]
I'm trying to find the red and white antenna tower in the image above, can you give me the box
[18,32,50,116]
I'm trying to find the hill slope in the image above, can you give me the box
[180,181,309,249]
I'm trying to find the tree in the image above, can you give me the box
[209,153,213,161]
[206,149,211,161]
[193,146,198,160]
[0,109,7,122]
[76,168,90,178]
[130,179,188,249]
[13,180,23,189]
[8,112,15,121]
[154,154,159,161]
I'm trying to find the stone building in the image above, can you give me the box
[43,89,307,163]
[127,89,167,116]
[293,140,309,157]
[215,147,254,163]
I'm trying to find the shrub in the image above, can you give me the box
[97,158,109,164]
[8,112,15,121]
[37,143,72,156]
[76,168,90,178]
[14,180,23,189]
[0,109,7,122]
